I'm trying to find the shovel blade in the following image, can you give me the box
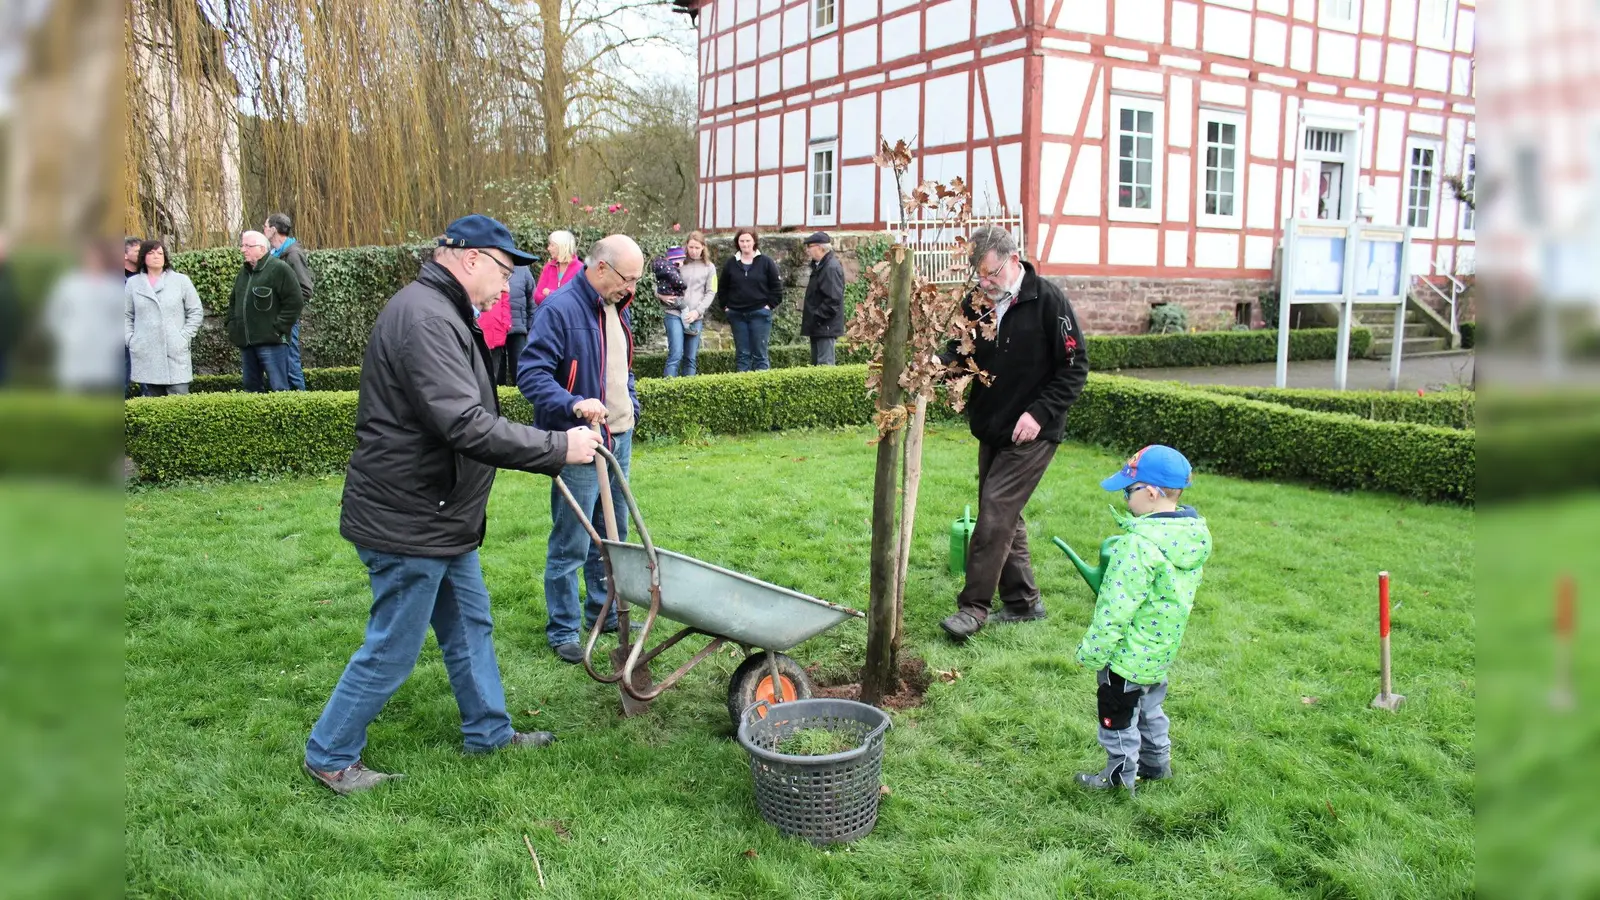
[611,645,654,717]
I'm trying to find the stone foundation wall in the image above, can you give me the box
[1045,276,1274,335]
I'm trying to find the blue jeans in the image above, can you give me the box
[545,429,632,647]
[305,547,515,770]
[287,322,306,390]
[241,343,291,392]
[663,316,703,377]
[726,308,773,372]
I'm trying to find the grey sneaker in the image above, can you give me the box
[993,602,1047,623]
[509,730,556,748]
[939,611,984,642]
[553,643,584,664]
[1137,762,1172,781]
[1074,770,1136,798]
[304,760,403,796]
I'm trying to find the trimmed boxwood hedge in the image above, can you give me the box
[163,327,1368,394]
[0,393,125,482]
[1458,322,1475,349]
[1190,385,1474,429]
[124,366,1473,502]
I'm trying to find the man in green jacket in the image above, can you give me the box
[227,230,302,391]
[1074,445,1212,797]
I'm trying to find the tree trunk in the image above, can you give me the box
[536,0,571,213]
[889,395,928,664]
[860,245,915,706]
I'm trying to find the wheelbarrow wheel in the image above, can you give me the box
[727,652,813,728]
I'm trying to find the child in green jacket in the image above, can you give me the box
[1074,445,1212,797]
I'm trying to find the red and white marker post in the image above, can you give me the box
[1551,574,1576,710]
[1371,571,1405,711]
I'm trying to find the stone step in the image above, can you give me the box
[1364,323,1436,340]
[1371,336,1450,357]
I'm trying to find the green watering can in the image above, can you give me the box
[1051,535,1121,594]
[949,506,976,576]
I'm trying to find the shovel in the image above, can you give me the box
[592,425,654,717]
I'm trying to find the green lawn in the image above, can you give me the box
[126,427,1474,899]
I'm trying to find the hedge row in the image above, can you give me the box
[125,366,1473,502]
[1087,327,1372,370]
[1067,375,1473,503]
[0,393,125,483]
[1191,385,1475,429]
[1458,321,1476,349]
[165,327,1370,393]
[1479,415,1600,503]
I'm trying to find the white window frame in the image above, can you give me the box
[1197,108,1246,229]
[1319,0,1359,32]
[1405,137,1441,234]
[1417,0,1453,41]
[1459,144,1475,236]
[808,139,838,226]
[811,0,837,36]
[1107,95,1165,225]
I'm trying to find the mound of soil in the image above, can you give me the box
[808,656,931,710]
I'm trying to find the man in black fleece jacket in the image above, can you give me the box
[939,226,1090,642]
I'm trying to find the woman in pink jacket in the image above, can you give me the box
[534,230,584,305]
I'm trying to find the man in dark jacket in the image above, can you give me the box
[305,214,604,795]
[939,226,1090,642]
[227,231,302,392]
[265,213,314,390]
[503,264,535,385]
[518,234,643,664]
[801,231,846,365]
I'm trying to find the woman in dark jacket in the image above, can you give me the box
[714,229,783,372]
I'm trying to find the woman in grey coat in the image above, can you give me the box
[125,240,203,395]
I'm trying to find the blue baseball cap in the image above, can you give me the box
[1101,445,1193,491]
[437,214,537,266]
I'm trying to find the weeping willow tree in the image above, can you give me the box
[125,0,687,249]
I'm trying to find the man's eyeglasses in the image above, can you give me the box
[599,260,642,286]
[477,250,514,280]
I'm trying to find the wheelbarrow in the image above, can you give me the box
[554,445,865,724]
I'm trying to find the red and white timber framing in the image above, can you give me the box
[685,0,1477,281]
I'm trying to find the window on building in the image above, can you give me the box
[812,0,836,34]
[809,141,836,224]
[1201,114,1242,221]
[1406,142,1438,229]
[1418,0,1452,39]
[1461,148,1475,232]
[1321,0,1356,25]
[1109,96,1163,222]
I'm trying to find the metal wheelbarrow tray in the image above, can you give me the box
[556,445,864,721]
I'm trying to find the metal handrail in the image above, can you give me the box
[1412,272,1459,338]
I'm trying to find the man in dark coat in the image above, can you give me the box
[226,231,302,392]
[265,212,314,389]
[800,231,846,365]
[304,214,603,795]
[938,226,1091,643]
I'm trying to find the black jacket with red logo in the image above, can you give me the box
[944,262,1090,447]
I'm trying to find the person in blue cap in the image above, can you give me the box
[1073,444,1213,797]
[304,214,604,795]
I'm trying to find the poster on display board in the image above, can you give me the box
[1277,219,1412,391]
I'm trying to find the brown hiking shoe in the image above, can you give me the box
[303,760,403,796]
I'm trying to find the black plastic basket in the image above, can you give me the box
[736,698,892,845]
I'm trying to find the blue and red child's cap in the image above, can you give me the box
[1101,445,1192,491]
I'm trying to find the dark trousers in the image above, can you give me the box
[141,383,191,397]
[489,347,506,386]
[810,336,837,366]
[500,333,527,385]
[955,438,1058,622]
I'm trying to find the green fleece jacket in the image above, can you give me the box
[226,254,302,348]
[1074,506,1212,685]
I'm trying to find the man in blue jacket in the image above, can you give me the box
[518,234,644,664]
